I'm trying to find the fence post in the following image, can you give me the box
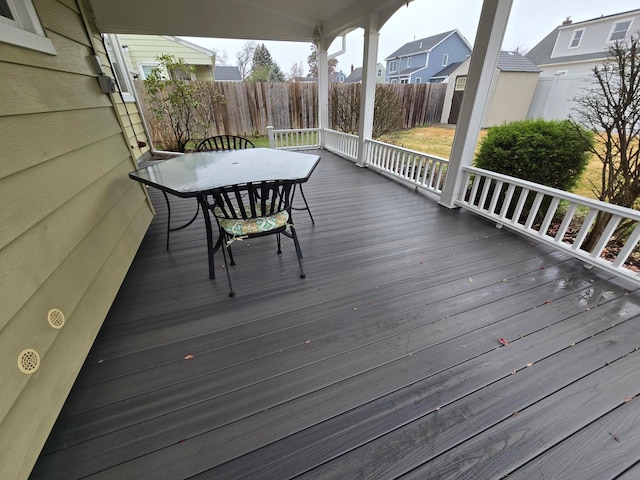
[267,126,275,148]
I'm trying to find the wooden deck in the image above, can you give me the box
[32,150,640,479]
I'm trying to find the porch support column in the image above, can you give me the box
[438,0,513,208]
[317,38,329,148]
[356,11,380,167]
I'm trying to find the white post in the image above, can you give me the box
[438,0,513,208]
[267,125,275,148]
[357,11,380,167]
[318,39,329,148]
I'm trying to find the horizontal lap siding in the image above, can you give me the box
[0,0,153,478]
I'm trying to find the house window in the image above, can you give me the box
[569,29,584,48]
[442,54,449,66]
[390,78,397,84]
[454,76,467,91]
[138,62,164,80]
[0,0,56,54]
[103,34,135,102]
[609,20,632,42]
[389,60,397,72]
[377,67,382,77]
[400,78,409,84]
[415,77,422,84]
[407,57,412,68]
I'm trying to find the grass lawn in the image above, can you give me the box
[380,125,599,200]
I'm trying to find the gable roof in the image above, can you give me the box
[496,51,540,72]
[431,61,463,79]
[430,51,539,81]
[214,65,242,80]
[384,30,471,60]
[526,8,640,66]
[164,36,215,56]
[346,67,362,83]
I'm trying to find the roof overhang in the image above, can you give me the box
[89,0,412,46]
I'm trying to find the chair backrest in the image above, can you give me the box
[208,180,295,220]
[196,135,255,152]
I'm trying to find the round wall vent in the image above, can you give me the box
[47,308,65,329]
[18,349,40,375]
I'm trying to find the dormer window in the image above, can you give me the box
[609,20,632,42]
[569,29,584,48]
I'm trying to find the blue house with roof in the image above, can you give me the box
[384,30,472,84]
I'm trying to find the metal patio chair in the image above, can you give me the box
[201,179,305,297]
[161,135,255,250]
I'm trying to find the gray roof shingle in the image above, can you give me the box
[385,30,457,60]
[497,51,540,72]
[213,65,242,81]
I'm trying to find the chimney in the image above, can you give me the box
[351,64,354,73]
[562,16,572,25]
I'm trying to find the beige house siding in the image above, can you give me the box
[441,60,539,128]
[0,0,153,478]
[484,71,539,127]
[118,34,216,81]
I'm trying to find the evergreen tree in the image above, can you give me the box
[268,62,286,82]
[250,43,275,81]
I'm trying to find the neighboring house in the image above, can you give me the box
[441,51,541,126]
[526,8,640,120]
[345,63,385,83]
[214,65,242,81]
[117,34,217,81]
[332,70,346,83]
[384,30,472,84]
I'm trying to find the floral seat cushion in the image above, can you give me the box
[214,207,289,236]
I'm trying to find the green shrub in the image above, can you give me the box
[474,119,593,191]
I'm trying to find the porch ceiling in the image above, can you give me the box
[88,0,411,45]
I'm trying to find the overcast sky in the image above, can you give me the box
[181,0,639,76]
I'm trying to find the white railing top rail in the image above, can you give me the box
[460,166,640,221]
[458,165,640,286]
[366,138,450,165]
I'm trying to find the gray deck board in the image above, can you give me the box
[31,150,640,479]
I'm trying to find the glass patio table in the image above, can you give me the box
[129,148,321,279]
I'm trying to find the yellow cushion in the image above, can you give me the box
[215,208,289,236]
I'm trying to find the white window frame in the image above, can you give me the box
[454,75,467,91]
[377,67,382,77]
[406,57,412,68]
[388,60,397,72]
[569,28,584,48]
[415,77,422,84]
[103,34,136,102]
[0,0,56,54]
[400,77,409,84]
[442,54,449,66]
[608,20,632,42]
[138,62,165,80]
[390,78,397,84]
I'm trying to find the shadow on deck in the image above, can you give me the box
[32,150,640,479]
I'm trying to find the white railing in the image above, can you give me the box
[323,129,359,161]
[365,139,449,195]
[457,166,640,286]
[267,126,321,150]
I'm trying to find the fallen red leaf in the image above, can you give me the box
[499,337,509,346]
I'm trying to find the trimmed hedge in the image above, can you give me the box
[474,119,593,192]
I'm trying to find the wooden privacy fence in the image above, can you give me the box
[135,80,446,144]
